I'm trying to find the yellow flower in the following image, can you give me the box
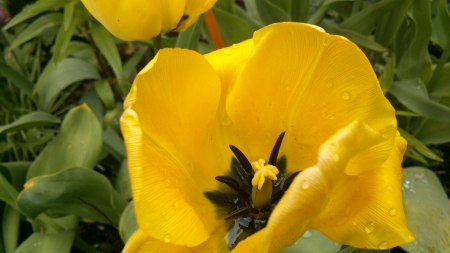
[120,23,414,252]
[81,0,216,41]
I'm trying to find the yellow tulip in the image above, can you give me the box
[81,0,216,41]
[120,22,414,252]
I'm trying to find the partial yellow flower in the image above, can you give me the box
[81,0,216,41]
[120,23,414,252]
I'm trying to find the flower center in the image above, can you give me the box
[205,132,300,249]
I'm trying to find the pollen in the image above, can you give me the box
[251,159,279,189]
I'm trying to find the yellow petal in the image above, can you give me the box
[175,0,217,32]
[121,48,227,246]
[123,227,229,253]
[81,0,184,41]
[234,121,386,252]
[226,23,396,173]
[311,133,414,249]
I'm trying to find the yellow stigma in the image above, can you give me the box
[251,158,279,189]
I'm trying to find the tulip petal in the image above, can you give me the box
[226,23,396,173]
[311,133,414,249]
[123,227,229,253]
[233,121,386,252]
[176,0,217,32]
[81,0,185,41]
[121,48,228,246]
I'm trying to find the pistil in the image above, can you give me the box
[251,159,279,207]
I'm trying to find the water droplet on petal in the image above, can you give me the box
[378,241,389,250]
[173,203,179,209]
[386,185,393,191]
[268,103,273,108]
[232,44,239,49]
[389,208,397,217]
[164,234,171,243]
[301,180,310,189]
[286,85,292,91]
[223,49,232,55]
[352,220,358,226]
[221,115,231,126]
[364,222,375,234]
[398,173,404,179]
[66,144,73,150]
[342,92,351,101]
[302,230,312,238]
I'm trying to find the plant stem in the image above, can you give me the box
[204,9,224,49]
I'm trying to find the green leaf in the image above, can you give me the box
[103,126,126,161]
[390,79,450,122]
[321,21,387,52]
[3,205,21,253]
[395,110,420,117]
[26,104,102,179]
[374,0,412,47]
[430,0,450,48]
[18,167,127,225]
[62,0,77,31]
[2,0,68,30]
[114,160,131,200]
[94,79,115,110]
[291,0,310,22]
[0,173,18,208]
[118,201,137,243]
[14,230,76,253]
[429,63,450,96]
[0,112,60,135]
[378,54,396,93]
[36,58,101,110]
[212,7,255,46]
[244,0,289,26]
[52,8,78,63]
[340,0,405,34]
[396,0,432,82]
[401,167,450,253]
[398,128,443,162]
[280,229,341,253]
[91,25,123,79]
[0,162,30,191]
[416,119,450,145]
[176,17,203,50]
[309,0,351,25]
[122,47,147,81]
[0,60,34,98]
[9,13,63,50]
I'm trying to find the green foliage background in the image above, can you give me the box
[0,0,449,252]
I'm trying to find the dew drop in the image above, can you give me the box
[342,92,351,101]
[66,144,73,150]
[173,203,179,209]
[221,115,231,126]
[378,241,389,250]
[286,85,292,91]
[223,49,232,55]
[329,113,335,120]
[408,234,415,241]
[364,222,375,234]
[164,234,171,243]
[302,230,312,238]
[301,180,310,189]
[352,220,358,226]
[268,103,273,108]
[388,208,398,217]
[232,44,239,49]
[386,185,393,191]
[398,173,404,179]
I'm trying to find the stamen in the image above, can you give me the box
[229,145,253,174]
[225,206,251,220]
[268,132,286,166]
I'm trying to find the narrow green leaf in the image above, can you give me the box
[52,12,78,63]
[91,25,122,79]
[416,119,450,145]
[395,110,420,117]
[398,128,443,162]
[430,0,450,48]
[378,54,396,93]
[2,0,68,30]
[176,17,203,50]
[26,104,102,179]
[0,112,60,135]
[9,13,63,50]
[118,201,137,243]
[114,160,131,200]
[18,167,127,225]
[62,0,77,31]
[390,79,450,122]
[0,173,18,208]
[405,146,428,165]
[94,79,115,110]
[321,21,387,52]
[374,0,411,47]
[15,230,76,253]
[3,205,20,253]
[245,0,289,26]
[401,167,450,253]
[122,47,147,81]
[396,0,432,82]
[0,60,33,97]
[212,7,255,46]
[340,0,404,34]
[103,126,126,161]
[309,0,353,25]
[36,58,101,110]
[291,0,310,22]
[0,162,31,191]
